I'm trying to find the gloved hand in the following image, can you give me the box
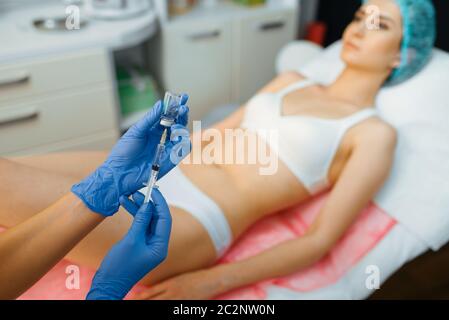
[72,96,191,216]
[86,189,172,300]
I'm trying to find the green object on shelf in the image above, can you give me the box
[116,66,160,118]
[233,0,266,6]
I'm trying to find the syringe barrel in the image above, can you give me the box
[144,169,159,204]
[152,143,165,168]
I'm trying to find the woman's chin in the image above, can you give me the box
[341,49,358,62]
[341,50,370,69]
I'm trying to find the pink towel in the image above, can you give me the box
[214,193,395,299]
[2,192,395,300]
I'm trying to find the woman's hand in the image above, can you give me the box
[134,269,228,300]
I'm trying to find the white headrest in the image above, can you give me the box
[299,41,449,251]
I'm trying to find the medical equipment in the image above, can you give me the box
[143,92,183,203]
[72,98,187,216]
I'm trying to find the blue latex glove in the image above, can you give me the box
[72,96,191,216]
[86,189,172,300]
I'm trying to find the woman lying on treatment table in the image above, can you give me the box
[0,0,436,299]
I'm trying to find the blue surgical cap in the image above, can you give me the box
[362,0,436,86]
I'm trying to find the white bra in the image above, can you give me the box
[240,79,378,194]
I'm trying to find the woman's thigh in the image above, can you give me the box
[65,206,217,286]
[6,152,217,283]
[10,151,108,179]
[140,207,217,285]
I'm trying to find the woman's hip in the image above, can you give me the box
[139,205,218,286]
[140,167,234,259]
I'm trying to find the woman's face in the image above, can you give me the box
[341,0,403,77]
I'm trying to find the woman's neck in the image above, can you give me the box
[324,67,388,109]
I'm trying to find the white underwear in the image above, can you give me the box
[140,167,232,258]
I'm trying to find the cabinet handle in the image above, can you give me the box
[258,20,286,31]
[0,106,39,126]
[0,71,30,88]
[188,30,221,41]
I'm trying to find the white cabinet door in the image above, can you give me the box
[235,10,297,103]
[0,49,112,107]
[161,19,233,122]
[0,85,118,155]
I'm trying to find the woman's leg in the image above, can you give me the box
[1,154,217,285]
[0,157,76,227]
[10,151,108,179]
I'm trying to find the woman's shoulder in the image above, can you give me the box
[356,117,397,150]
[258,71,308,94]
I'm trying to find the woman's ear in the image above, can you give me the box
[391,52,401,69]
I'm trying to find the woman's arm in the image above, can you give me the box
[214,122,398,294]
[0,193,103,299]
[137,121,397,299]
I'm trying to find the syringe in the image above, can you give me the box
[143,92,183,203]
[143,129,168,203]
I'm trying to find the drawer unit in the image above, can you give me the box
[5,130,119,157]
[0,49,112,107]
[0,85,118,154]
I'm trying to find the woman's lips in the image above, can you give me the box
[344,41,359,50]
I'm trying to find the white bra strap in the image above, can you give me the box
[277,78,316,97]
[341,108,378,130]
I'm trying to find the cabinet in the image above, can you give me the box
[0,51,112,105]
[233,9,297,102]
[159,19,233,122]
[0,49,120,156]
[148,1,299,122]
